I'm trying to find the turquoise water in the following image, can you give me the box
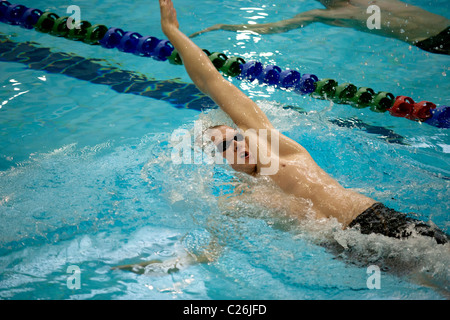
[0,0,449,299]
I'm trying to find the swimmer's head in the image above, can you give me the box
[205,125,257,175]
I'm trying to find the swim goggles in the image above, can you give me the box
[217,133,244,153]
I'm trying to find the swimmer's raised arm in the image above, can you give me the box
[159,0,273,131]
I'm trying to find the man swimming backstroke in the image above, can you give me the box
[157,0,448,245]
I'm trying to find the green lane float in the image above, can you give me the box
[84,24,108,44]
[371,92,395,112]
[51,16,70,37]
[352,87,375,107]
[168,48,182,65]
[221,56,246,77]
[313,79,337,98]
[335,83,357,103]
[67,20,91,41]
[34,11,59,33]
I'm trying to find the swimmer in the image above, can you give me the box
[159,0,448,245]
[189,0,450,55]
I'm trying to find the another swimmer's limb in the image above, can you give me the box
[113,256,197,275]
[112,255,205,275]
[113,238,222,275]
[189,9,328,38]
[112,259,168,275]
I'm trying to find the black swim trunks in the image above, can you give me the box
[415,26,450,55]
[349,203,449,244]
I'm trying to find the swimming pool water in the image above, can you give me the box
[0,0,449,300]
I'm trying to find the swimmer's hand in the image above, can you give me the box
[159,0,179,36]
[189,24,269,38]
[189,24,226,38]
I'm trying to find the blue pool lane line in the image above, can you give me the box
[0,1,448,128]
[0,36,214,110]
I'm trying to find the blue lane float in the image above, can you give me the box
[278,69,301,90]
[238,61,263,82]
[425,106,450,128]
[0,0,448,128]
[117,31,142,53]
[99,27,124,48]
[257,65,282,86]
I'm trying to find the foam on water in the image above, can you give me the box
[1,99,448,299]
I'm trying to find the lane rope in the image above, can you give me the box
[1,1,448,128]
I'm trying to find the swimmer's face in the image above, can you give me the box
[207,125,257,175]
